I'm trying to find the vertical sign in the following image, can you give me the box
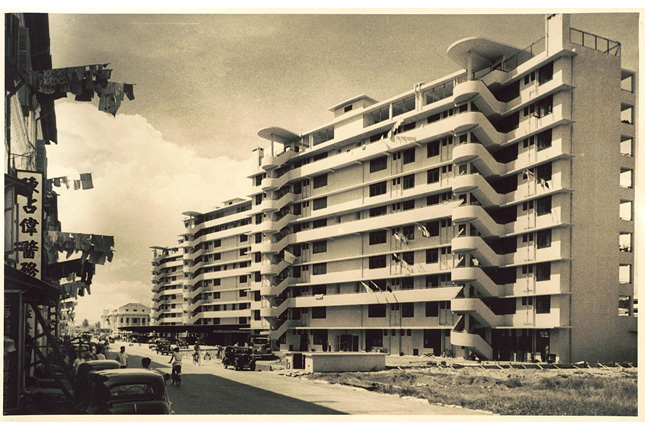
[16,170,43,279]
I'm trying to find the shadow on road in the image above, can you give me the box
[129,352,345,415]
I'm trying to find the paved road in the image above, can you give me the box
[116,342,491,416]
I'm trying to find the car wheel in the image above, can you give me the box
[234,358,241,371]
[250,361,256,371]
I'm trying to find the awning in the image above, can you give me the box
[4,264,60,303]
[118,324,251,334]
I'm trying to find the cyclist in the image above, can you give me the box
[168,347,183,386]
[193,342,200,365]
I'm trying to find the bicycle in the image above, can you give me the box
[170,364,181,386]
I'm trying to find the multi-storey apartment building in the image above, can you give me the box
[152,198,254,345]
[152,14,637,364]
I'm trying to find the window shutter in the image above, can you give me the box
[17,26,30,72]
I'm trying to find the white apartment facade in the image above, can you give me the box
[153,14,637,364]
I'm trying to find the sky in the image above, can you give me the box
[38,11,640,325]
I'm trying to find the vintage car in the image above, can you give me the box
[222,346,256,371]
[155,339,172,355]
[75,359,121,407]
[84,369,172,414]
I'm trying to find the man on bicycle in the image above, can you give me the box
[169,347,183,385]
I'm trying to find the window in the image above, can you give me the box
[402,251,414,265]
[537,229,552,248]
[370,181,387,197]
[620,168,633,189]
[369,255,387,269]
[312,307,326,319]
[403,174,415,190]
[536,262,551,281]
[537,129,552,151]
[365,106,390,127]
[402,200,415,211]
[344,105,353,113]
[403,148,415,164]
[538,62,553,85]
[313,127,334,146]
[369,206,387,217]
[313,174,328,189]
[402,303,415,318]
[401,277,413,290]
[239,275,248,283]
[426,221,439,236]
[426,194,440,206]
[427,168,440,184]
[370,156,388,173]
[402,225,415,241]
[369,230,387,245]
[426,248,438,264]
[619,264,632,284]
[313,197,327,211]
[313,241,327,254]
[368,304,386,318]
[427,140,440,157]
[620,200,633,221]
[255,194,263,205]
[393,95,415,117]
[313,263,327,275]
[312,218,327,228]
[536,296,551,313]
[426,302,439,317]
[537,196,552,216]
[536,162,552,181]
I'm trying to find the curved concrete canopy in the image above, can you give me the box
[447,37,523,70]
[257,126,300,143]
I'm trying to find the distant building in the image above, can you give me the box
[151,14,636,364]
[102,303,152,334]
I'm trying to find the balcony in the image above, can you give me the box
[261,149,297,171]
[260,192,295,213]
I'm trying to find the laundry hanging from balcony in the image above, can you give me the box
[28,63,134,117]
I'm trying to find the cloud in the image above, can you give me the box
[47,101,254,323]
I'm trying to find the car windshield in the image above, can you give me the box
[108,383,162,401]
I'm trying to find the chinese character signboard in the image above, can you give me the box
[16,170,43,279]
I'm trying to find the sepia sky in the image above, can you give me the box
[39,11,639,324]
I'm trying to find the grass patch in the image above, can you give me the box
[304,368,637,416]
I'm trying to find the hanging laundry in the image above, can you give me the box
[283,250,297,264]
[73,180,81,190]
[361,282,373,293]
[417,224,430,238]
[61,177,70,189]
[370,280,382,291]
[124,83,135,101]
[53,177,61,187]
[80,173,93,190]
[392,253,401,263]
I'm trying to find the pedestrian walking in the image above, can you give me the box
[117,346,128,368]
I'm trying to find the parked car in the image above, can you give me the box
[156,339,172,355]
[76,360,121,407]
[222,346,256,371]
[84,369,172,414]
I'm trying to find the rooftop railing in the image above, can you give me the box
[570,27,621,56]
